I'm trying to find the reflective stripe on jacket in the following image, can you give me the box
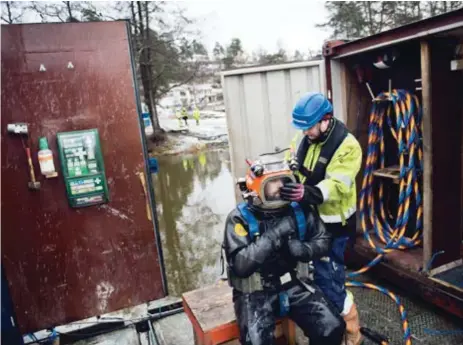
[296,133,362,224]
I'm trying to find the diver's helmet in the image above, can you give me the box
[237,151,297,209]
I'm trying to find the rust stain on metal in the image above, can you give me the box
[1,22,165,333]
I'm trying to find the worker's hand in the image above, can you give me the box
[287,238,308,258]
[264,217,296,250]
[280,183,324,205]
[280,182,305,202]
[271,217,296,238]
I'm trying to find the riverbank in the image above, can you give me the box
[149,133,228,156]
[149,115,229,156]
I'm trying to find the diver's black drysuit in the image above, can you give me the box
[223,203,346,345]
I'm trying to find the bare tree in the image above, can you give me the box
[28,1,102,23]
[119,1,204,140]
[319,1,463,39]
[1,1,26,24]
[19,1,203,142]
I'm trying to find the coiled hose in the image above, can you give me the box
[347,89,423,345]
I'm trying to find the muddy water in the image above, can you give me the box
[153,150,235,297]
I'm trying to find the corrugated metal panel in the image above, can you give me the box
[330,59,346,123]
[222,61,325,200]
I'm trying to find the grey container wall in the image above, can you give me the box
[221,60,326,202]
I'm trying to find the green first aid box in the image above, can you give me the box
[57,129,109,208]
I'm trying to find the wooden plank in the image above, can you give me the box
[183,284,297,345]
[372,166,400,184]
[420,40,433,270]
[427,38,462,267]
[220,340,240,345]
[282,319,296,345]
[182,284,235,333]
[206,319,288,345]
[430,259,463,276]
[183,296,206,345]
[206,320,240,345]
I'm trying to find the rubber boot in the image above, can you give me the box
[342,303,362,345]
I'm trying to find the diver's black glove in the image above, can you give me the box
[287,238,313,262]
[280,182,324,205]
[264,217,296,250]
[230,217,296,277]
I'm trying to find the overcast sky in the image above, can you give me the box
[184,0,331,55]
[8,1,331,56]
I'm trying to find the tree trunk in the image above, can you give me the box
[136,1,163,140]
[378,2,385,32]
[429,2,436,17]
[151,91,161,131]
[366,2,374,35]
[65,1,72,21]
[6,2,13,23]
[144,1,161,133]
[130,2,137,36]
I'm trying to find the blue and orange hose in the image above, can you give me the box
[347,89,423,345]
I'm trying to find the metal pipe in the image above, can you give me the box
[148,320,158,345]
[23,307,184,345]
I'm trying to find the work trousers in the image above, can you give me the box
[313,216,356,314]
[233,281,345,345]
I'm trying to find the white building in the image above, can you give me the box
[158,83,223,112]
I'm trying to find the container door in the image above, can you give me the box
[1,21,166,333]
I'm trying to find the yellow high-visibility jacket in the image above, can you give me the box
[193,108,200,120]
[292,124,362,224]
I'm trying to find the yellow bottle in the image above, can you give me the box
[38,137,57,177]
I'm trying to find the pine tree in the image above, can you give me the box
[318,1,463,39]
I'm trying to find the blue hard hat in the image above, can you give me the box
[292,92,333,130]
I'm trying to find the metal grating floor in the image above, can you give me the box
[296,271,463,345]
[433,264,463,289]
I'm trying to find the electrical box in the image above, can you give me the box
[57,129,109,207]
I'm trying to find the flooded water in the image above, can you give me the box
[152,149,235,297]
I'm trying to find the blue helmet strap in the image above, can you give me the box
[237,203,260,240]
[279,291,290,316]
[236,202,307,317]
[291,202,306,241]
[237,203,306,241]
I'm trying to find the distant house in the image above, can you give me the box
[159,83,224,111]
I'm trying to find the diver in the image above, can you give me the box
[222,153,346,345]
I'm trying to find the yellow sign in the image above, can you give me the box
[234,223,248,237]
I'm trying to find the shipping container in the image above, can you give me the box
[323,9,463,317]
[221,60,325,200]
[1,21,166,333]
[221,9,463,318]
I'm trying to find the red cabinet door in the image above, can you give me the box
[1,21,166,332]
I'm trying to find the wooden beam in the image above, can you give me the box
[420,40,433,270]
[372,166,400,184]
